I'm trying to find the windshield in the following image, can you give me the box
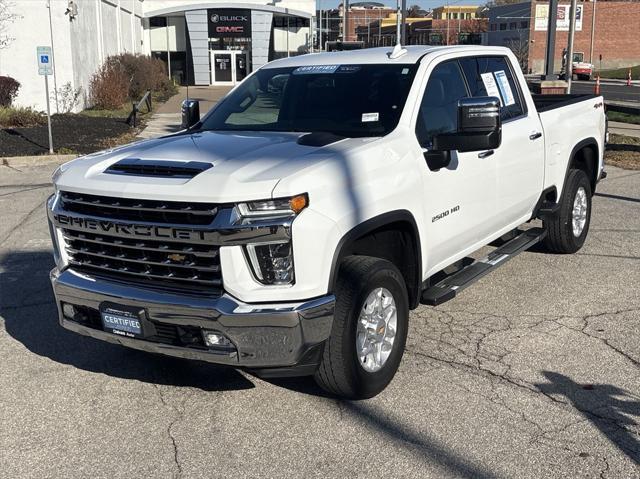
[199,64,418,137]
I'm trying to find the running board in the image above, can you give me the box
[421,227,547,306]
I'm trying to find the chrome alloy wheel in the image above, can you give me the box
[356,287,397,373]
[572,186,588,237]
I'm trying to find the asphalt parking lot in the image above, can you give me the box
[1,161,639,478]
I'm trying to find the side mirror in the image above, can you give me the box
[181,99,200,129]
[433,97,502,153]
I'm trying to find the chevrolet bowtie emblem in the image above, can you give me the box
[167,253,187,262]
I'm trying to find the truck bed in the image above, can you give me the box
[532,94,597,113]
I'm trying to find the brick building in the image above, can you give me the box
[357,16,487,47]
[320,3,396,43]
[487,0,640,74]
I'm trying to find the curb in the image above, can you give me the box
[1,154,77,168]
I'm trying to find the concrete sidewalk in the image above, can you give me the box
[609,121,640,138]
[138,86,232,139]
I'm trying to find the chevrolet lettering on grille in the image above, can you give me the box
[53,214,215,242]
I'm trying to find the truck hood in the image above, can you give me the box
[54,131,367,203]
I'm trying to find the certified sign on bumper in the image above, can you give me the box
[100,304,143,338]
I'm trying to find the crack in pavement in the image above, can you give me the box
[152,382,224,478]
[405,305,640,453]
[153,384,185,478]
[0,184,51,198]
[0,199,46,248]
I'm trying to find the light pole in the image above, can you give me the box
[318,0,322,51]
[589,0,597,64]
[565,0,578,92]
[543,0,559,80]
[401,0,407,44]
[46,1,59,113]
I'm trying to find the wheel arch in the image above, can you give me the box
[328,210,422,310]
[565,138,600,194]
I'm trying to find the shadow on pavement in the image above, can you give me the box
[535,371,640,464]
[0,250,254,392]
[595,192,640,204]
[268,377,500,479]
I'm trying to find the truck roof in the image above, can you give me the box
[263,45,512,68]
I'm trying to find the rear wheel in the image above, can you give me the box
[314,256,409,399]
[543,169,592,253]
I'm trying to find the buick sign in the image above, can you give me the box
[208,9,252,38]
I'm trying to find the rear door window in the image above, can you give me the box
[459,56,526,121]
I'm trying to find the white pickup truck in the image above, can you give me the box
[47,46,607,398]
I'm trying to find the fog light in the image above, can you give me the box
[203,331,231,347]
[62,303,76,319]
[246,242,294,285]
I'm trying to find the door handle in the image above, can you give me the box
[529,132,542,140]
[478,150,494,159]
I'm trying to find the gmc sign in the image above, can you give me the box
[208,9,252,38]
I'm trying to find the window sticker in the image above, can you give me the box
[293,65,340,75]
[402,68,410,75]
[494,70,515,106]
[361,112,379,122]
[480,72,503,106]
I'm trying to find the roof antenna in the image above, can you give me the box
[388,0,407,59]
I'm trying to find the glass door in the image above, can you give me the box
[211,51,233,85]
[210,50,250,85]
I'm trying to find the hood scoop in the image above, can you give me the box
[105,158,213,179]
[296,132,346,147]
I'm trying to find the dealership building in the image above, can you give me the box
[0,0,314,111]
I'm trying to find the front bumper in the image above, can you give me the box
[50,267,335,375]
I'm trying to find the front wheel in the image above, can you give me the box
[543,169,592,253]
[314,256,409,399]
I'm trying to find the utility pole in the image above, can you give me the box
[401,0,407,44]
[343,0,349,41]
[589,0,597,64]
[395,0,401,45]
[566,0,578,92]
[319,0,322,51]
[446,3,450,45]
[542,0,559,80]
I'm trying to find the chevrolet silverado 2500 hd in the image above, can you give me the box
[47,46,607,398]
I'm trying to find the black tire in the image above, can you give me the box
[314,256,409,399]
[543,169,592,253]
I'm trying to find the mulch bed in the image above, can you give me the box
[0,114,132,156]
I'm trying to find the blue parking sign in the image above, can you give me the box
[37,46,53,75]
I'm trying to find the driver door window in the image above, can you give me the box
[416,60,469,147]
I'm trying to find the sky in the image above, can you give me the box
[317,0,486,11]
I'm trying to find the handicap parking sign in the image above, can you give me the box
[37,46,53,75]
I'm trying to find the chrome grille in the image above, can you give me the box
[60,191,218,225]
[59,192,222,291]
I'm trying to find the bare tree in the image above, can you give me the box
[407,5,423,17]
[0,0,18,50]
[505,35,529,72]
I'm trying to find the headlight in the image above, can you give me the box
[51,166,63,187]
[246,241,294,285]
[237,194,308,218]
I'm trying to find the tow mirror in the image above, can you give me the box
[432,97,502,153]
[181,99,200,130]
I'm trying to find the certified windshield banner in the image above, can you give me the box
[293,65,340,75]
